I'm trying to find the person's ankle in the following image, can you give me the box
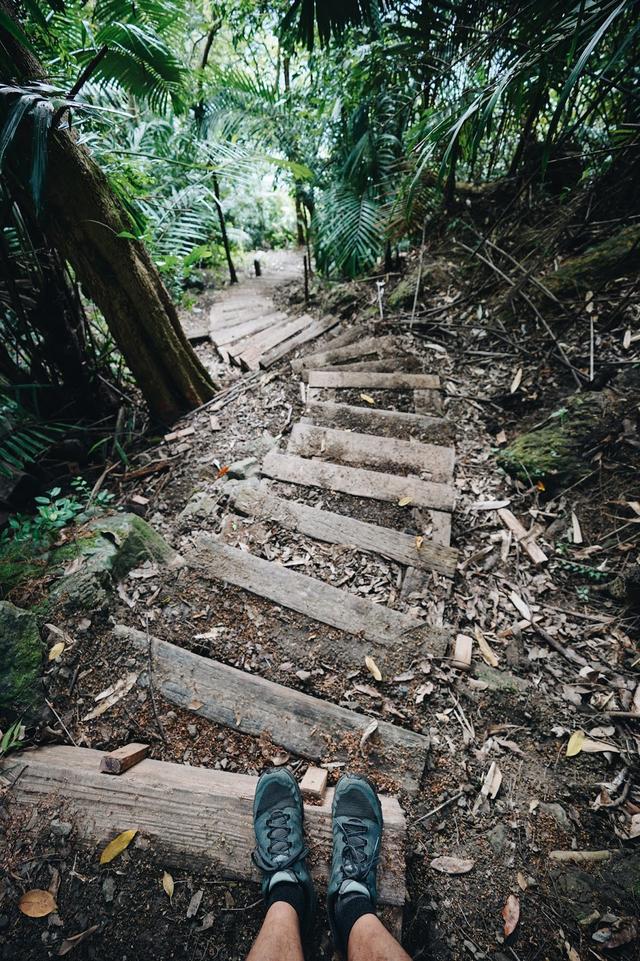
[334,881,375,956]
[265,870,306,928]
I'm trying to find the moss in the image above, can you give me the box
[543,224,640,295]
[497,393,608,483]
[0,601,43,717]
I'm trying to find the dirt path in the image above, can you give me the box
[2,257,639,961]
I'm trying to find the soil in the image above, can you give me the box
[1,247,639,961]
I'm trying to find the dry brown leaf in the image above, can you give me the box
[516,871,528,891]
[502,894,520,937]
[82,673,138,722]
[571,511,583,545]
[365,656,382,682]
[162,871,174,899]
[510,367,523,393]
[19,889,57,918]
[99,829,137,864]
[474,627,499,667]
[415,535,424,551]
[430,856,474,875]
[187,889,204,918]
[58,925,99,956]
[359,393,375,405]
[508,591,531,621]
[481,761,502,799]
[359,719,378,755]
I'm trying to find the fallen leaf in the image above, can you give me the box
[415,535,424,551]
[516,871,528,891]
[162,871,174,899]
[571,511,583,545]
[99,829,137,864]
[187,699,204,711]
[58,925,99,956]
[48,641,65,662]
[566,730,585,756]
[359,393,375,405]
[82,673,138,722]
[398,496,412,507]
[365,656,382,682]
[415,682,433,704]
[471,499,511,511]
[509,591,531,621]
[474,627,499,667]
[481,761,502,799]
[430,856,474,875]
[215,465,229,479]
[510,367,523,393]
[186,889,204,918]
[601,917,638,949]
[623,329,631,350]
[565,942,581,961]
[502,894,520,937]
[19,889,57,918]
[359,719,378,754]
[581,737,620,754]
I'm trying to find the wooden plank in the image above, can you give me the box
[5,746,406,906]
[232,487,458,577]
[212,312,286,348]
[260,315,340,368]
[114,625,429,793]
[261,450,456,512]
[308,371,439,391]
[211,306,273,332]
[287,423,455,483]
[100,742,149,775]
[190,536,450,658]
[186,327,210,345]
[291,336,395,373]
[237,314,316,371]
[301,357,421,381]
[414,388,443,415]
[300,767,328,800]
[296,326,372,366]
[304,400,453,444]
[497,508,548,565]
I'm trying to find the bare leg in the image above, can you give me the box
[246,901,305,961]
[348,914,412,961]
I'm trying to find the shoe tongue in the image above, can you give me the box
[268,869,297,890]
[339,879,370,899]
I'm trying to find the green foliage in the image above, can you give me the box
[1,479,114,547]
[0,720,25,758]
[0,396,58,479]
[313,184,382,277]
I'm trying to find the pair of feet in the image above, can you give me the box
[252,768,383,956]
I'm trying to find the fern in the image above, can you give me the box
[313,183,383,277]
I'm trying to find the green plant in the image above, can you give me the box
[0,720,25,758]
[1,477,114,547]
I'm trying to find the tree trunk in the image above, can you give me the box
[1,7,217,424]
[212,173,238,285]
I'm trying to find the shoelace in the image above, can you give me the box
[252,808,309,873]
[339,817,379,878]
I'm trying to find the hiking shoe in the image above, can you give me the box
[252,767,316,932]
[327,774,383,953]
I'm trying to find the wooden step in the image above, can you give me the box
[190,537,450,662]
[6,746,406,906]
[260,315,340,368]
[232,314,315,371]
[262,450,456,512]
[213,312,287,349]
[232,487,458,577]
[291,336,395,373]
[304,400,453,444]
[211,305,271,329]
[115,625,429,793]
[307,371,439,391]
[301,357,421,381]
[287,423,455,483]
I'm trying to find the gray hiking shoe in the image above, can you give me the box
[251,767,316,932]
[327,774,383,953]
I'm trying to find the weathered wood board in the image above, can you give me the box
[115,625,429,793]
[232,487,458,577]
[190,536,449,658]
[307,371,439,391]
[287,423,455,482]
[261,315,340,368]
[4,746,406,906]
[261,450,456,512]
[237,314,315,370]
[213,312,287,348]
[291,336,395,373]
[303,400,453,444]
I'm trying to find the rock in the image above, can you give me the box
[387,261,452,311]
[227,457,260,480]
[539,802,572,832]
[0,601,43,718]
[50,819,72,838]
[487,822,509,854]
[102,876,115,903]
[90,513,183,580]
[178,492,219,524]
[473,664,529,692]
[187,724,197,737]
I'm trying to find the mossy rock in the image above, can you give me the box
[387,261,452,312]
[542,224,640,296]
[0,601,43,718]
[87,513,182,581]
[497,393,612,484]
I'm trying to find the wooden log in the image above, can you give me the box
[291,336,396,373]
[212,312,287,348]
[5,746,406,906]
[304,400,452,444]
[232,487,458,577]
[99,742,149,775]
[308,371,439,391]
[234,315,316,371]
[260,315,340,368]
[497,508,548,566]
[287,423,455,483]
[115,625,429,793]
[300,766,328,800]
[261,450,456,512]
[190,536,450,660]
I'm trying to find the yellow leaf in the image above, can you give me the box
[365,655,382,682]
[99,829,137,864]
[566,731,585,757]
[162,871,174,898]
[510,367,523,394]
[48,641,65,661]
[398,496,412,507]
[19,889,57,918]
[415,536,424,551]
[359,393,375,405]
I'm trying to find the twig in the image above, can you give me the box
[145,618,167,743]
[414,792,463,824]
[52,46,109,128]
[45,699,77,747]
[410,221,427,326]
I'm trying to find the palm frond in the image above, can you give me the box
[313,183,383,277]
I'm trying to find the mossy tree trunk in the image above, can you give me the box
[1,7,217,424]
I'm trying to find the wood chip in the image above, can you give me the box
[452,634,473,670]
